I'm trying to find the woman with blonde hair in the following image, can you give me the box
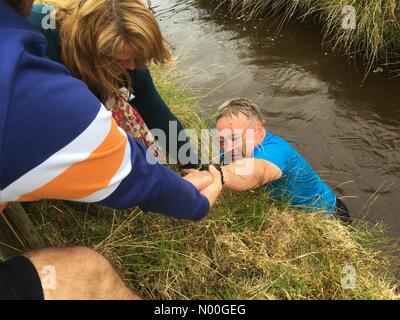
[28,0,199,168]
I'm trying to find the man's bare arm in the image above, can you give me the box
[221,159,282,192]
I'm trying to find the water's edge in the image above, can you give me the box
[154,0,400,236]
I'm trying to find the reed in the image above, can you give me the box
[211,0,400,76]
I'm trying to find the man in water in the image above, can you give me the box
[215,97,351,221]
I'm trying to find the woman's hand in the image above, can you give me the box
[183,166,223,207]
[183,170,213,191]
[198,166,223,207]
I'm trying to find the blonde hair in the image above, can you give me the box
[217,97,263,122]
[48,0,172,99]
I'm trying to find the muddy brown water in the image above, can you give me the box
[152,0,400,236]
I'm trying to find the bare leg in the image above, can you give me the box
[24,247,141,300]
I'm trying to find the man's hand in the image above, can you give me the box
[198,166,223,207]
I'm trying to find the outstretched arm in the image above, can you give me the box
[221,159,282,192]
[2,37,216,221]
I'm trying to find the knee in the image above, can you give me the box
[24,246,117,299]
[26,246,112,275]
[66,247,111,274]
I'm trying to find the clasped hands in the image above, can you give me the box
[183,166,222,207]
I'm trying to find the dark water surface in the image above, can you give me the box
[152,0,400,236]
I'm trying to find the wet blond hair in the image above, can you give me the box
[217,97,263,122]
[48,0,172,99]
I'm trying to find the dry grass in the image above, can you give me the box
[29,189,399,300]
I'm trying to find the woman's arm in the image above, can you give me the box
[129,67,200,168]
[2,33,216,220]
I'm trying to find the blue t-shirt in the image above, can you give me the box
[253,132,337,215]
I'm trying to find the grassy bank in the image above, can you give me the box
[211,0,400,76]
[27,65,400,300]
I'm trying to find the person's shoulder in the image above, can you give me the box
[15,47,101,126]
[262,132,292,149]
[0,1,43,37]
[128,67,150,80]
[254,132,296,160]
[2,44,104,189]
[253,131,291,172]
[264,133,307,167]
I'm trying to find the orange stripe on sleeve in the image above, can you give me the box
[19,120,127,202]
[0,204,6,213]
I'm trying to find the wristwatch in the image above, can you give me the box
[213,164,225,186]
